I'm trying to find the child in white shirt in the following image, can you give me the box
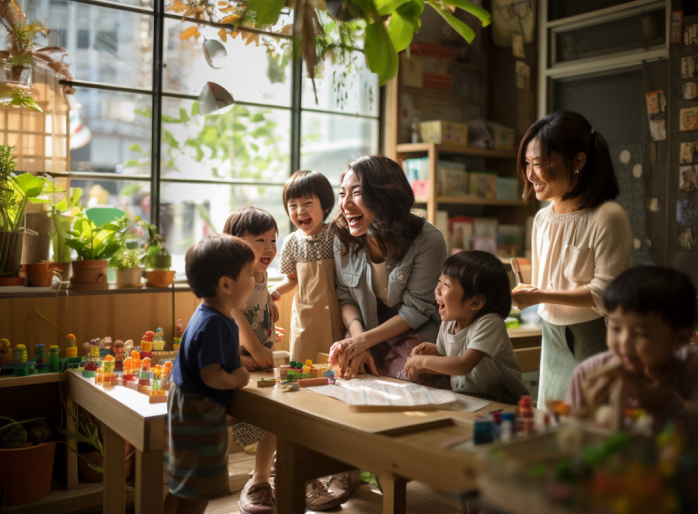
[404,251,530,404]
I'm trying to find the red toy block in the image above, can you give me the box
[298,377,330,388]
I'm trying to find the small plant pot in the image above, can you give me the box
[0,276,24,286]
[51,262,71,282]
[77,442,136,482]
[0,441,57,505]
[25,263,58,287]
[70,259,109,291]
[114,267,143,288]
[144,270,175,288]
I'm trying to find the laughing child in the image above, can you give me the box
[269,170,345,361]
[404,251,530,404]
[566,266,698,433]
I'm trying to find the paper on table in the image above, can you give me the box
[306,376,460,409]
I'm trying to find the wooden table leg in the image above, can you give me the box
[379,475,407,514]
[275,438,311,514]
[103,425,126,514]
[65,397,79,490]
[135,448,164,514]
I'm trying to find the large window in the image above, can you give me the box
[17,0,380,277]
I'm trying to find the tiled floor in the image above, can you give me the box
[205,452,464,514]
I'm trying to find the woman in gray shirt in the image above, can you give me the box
[330,155,449,385]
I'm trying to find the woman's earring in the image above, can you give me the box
[574,168,579,174]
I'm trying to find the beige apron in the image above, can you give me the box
[290,258,345,362]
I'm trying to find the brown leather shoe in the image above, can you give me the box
[305,470,361,511]
[239,479,276,514]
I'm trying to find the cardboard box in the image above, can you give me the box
[497,177,520,200]
[411,179,430,199]
[488,123,516,150]
[438,160,468,195]
[419,120,469,146]
[469,172,498,199]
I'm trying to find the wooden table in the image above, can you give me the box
[229,372,512,514]
[64,370,167,514]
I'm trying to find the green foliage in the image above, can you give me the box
[110,247,145,270]
[0,416,46,449]
[57,403,104,474]
[51,187,82,263]
[248,0,286,26]
[64,214,130,261]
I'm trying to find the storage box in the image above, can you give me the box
[449,217,474,253]
[488,122,516,150]
[411,179,430,199]
[469,171,498,199]
[404,157,429,182]
[497,225,525,257]
[438,160,468,195]
[419,120,469,146]
[497,177,520,200]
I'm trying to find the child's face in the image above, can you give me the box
[287,194,326,236]
[230,261,256,309]
[435,274,478,323]
[607,308,685,374]
[240,228,277,275]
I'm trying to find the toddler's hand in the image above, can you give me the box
[343,351,379,380]
[270,289,281,302]
[411,342,440,357]
[232,366,250,389]
[275,326,284,344]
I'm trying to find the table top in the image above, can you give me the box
[507,324,542,338]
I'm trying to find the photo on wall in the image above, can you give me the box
[646,91,667,141]
[680,107,698,131]
[678,228,693,251]
[679,165,698,192]
[677,199,698,226]
[680,142,698,163]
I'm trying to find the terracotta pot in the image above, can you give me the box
[0,276,24,286]
[21,210,52,265]
[25,263,55,287]
[70,259,109,291]
[78,441,136,482]
[114,267,143,288]
[51,261,71,282]
[144,270,175,288]
[0,441,57,505]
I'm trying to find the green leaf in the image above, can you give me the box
[387,10,413,52]
[124,159,140,167]
[179,108,190,123]
[195,147,204,162]
[129,143,143,153]
[135,106,151,118]
[161,114,182,123]
[375,0,411,16]
[248,0,285,26]
[250,113,265,123]
[427,0,476,43]
[71,188,83,207]
[13,172,46,198]
[191,101,199,116]
[54,198,68,212]
[364,22,399,86]
[442,0,491,27]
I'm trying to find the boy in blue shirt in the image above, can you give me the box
[165,234,255,514]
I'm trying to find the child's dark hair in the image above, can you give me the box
[604,266,697,332]
[185,235,255,299]
[283,170,335,220]
[223,206,278,237]
[517,111,619,209]
[441,251,511,319]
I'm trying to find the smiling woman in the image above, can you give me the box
[329,155,450,388]
[512,111,633,407]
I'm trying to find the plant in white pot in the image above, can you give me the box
[144,224,174,288]
[110,247,145,288]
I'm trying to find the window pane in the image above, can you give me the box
[67,178,151,222]
[163,20,292,107]
[548,0,632,21]
[22,0,153,89]
[302,50,378,117]
[300,113,378,183]
[160,183,289,278]
[70,89,152,173]
[554,8,665,63]
[159,99,290,182]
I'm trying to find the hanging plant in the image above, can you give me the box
[167,0,491,92]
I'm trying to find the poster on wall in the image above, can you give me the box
[680,142,698,163]
[685,23,698,45]
[645,90,667,141]
[679,165,698,192]
[679,107,698,131]
[671,11,683,44]
[492,0,536,47]
[681,56,698,78]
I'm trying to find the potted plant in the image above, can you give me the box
[25,261,58,287]
[144,223,175,288]
[64,211,127,291]
[0,145,50,286]
[0,416,56,505]
[50,186,82,282]
[110,247,145,288]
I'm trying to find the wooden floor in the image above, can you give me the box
[206,452,465,514]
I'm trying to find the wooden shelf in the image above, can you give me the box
[415,196,529,207]
[401,86,484,107]
[0,372,63,389]
[397,142,518,159]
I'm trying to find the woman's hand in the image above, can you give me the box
[410,342,440,357]
[404,355,428,382]
[269,289,281,302]
[330,335,368,371]
[512,286,542,310]
[275,326,284,345]
[342,350,379,380]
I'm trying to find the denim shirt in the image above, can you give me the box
[334,221,447,344]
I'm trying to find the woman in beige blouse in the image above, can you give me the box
[512,111,633,406]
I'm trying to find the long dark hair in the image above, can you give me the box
[332,155,425,261]
[517,111,620,209]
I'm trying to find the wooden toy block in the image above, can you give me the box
[149,394,167,404]
[138,385,151,395]
[298,377,330,388]
[257,378,277,387]
[124,380,140,392]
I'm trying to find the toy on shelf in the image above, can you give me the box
[124,339,134,352]
[100,337,113,357]
[0,338,12,365]
[88,339,100,359]
[174,319,183,351]
[48,345,60,372]
[113,340,124,371]
[64,334,77,358]
[13,344,32,376]
[153,327,165,351]
[34,343,46,371]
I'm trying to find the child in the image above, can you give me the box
[270,170,345,361]
[223,207,280,371]
[165,234,255,514]
[566,266,698,433]
[404,251,530,405]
